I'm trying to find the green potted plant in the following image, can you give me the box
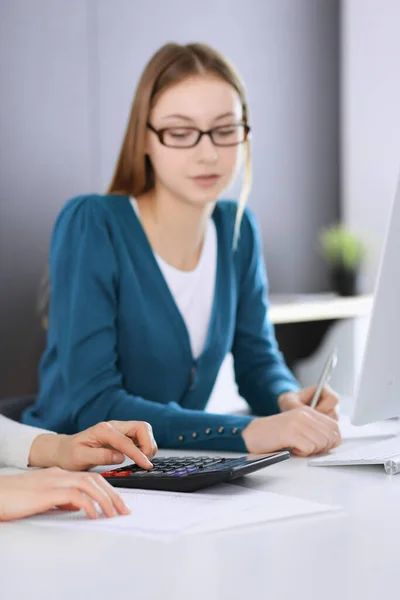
[319,224,367,296]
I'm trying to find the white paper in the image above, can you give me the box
[339,413,400,440]
[187,486,342,535]
[26,484,340,540]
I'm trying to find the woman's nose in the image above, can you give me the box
[195,133,219,163]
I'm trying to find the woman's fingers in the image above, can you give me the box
[295,422,328,454]
[66,473,128,518]
[315,388,340,417]
[293,409,341,455]
[87,422,153,470]
[109,421,158,460]
[129,422,158,459]
[322,408,339,420]
[0,469,130,521]
[74,475,117,518]
[51,470,130,518]
[53,421,158,471]
[290,433,317,456]
[302,411,341,452]
[90,473,131,515]
[53,488,99,519]
[79,447,126,468]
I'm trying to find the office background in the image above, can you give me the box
[0,0,399,399]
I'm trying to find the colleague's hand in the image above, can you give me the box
[28,420,158,471]
[241,405,342,457]
[278,386,339,420]
[0,468,131,522]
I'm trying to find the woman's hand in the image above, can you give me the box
[278,386,339,420]
[0,468,131,522]
[242,405,341,457]
[28,420,158,471]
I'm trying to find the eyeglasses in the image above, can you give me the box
[147,123,251,148]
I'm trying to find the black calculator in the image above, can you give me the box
[101,451,290,492]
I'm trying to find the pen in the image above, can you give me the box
[309,348,338,409]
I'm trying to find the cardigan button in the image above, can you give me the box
[232,428,239,435]
[204,428,212,435]
[192,432,198,439]
[217,426,225,434]
[178,435,185,442]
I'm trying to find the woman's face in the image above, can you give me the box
[147,74,245,207]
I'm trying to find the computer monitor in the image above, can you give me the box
[351,175,400,425]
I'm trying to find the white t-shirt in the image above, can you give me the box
[0,415,50,468]
[130,198,217,359]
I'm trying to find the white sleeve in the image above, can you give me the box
[0,415,54,469]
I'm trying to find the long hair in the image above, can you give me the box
[107,42,252,244]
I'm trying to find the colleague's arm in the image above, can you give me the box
[231,208,301,416]
[47,197,253,451]
[0,415,55,469]
[0,413,156,470]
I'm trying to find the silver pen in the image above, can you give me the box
[310,348,338,409]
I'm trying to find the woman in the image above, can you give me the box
[23,42,341,457]
[0,415,157,521]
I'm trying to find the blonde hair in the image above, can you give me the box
[108,42,252,245]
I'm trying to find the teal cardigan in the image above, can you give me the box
[23,195,300,452]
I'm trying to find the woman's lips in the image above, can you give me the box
[190,174,221,188]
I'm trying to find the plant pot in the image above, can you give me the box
[331,268,359,297]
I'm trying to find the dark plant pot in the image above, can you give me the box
[331,268,359,296]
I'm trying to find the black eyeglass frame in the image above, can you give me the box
[147,122,251,148]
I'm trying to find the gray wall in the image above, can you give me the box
[0,0,339,397]
[341,0,400,292]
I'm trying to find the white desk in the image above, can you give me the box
[269,293,373,324]
[0,438,399,600]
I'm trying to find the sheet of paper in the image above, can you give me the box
[187,485,342,536]
[339,413,400,440]
[26,483,341,540]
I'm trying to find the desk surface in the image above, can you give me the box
[269,292,373,324]
[0,435,399,600]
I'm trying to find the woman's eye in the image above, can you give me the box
[168,129,191,138]
[217,129,236,136]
